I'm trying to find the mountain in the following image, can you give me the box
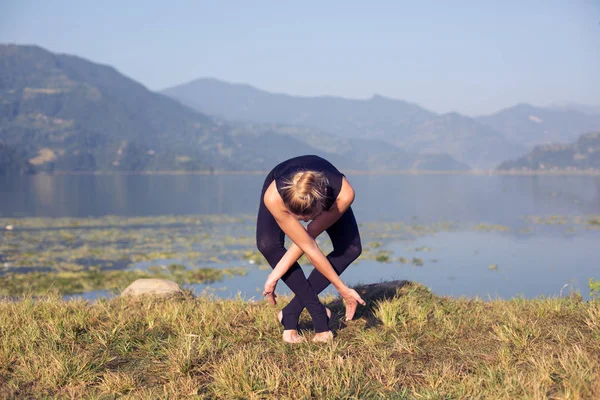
[0,44,466,173]
[227,122,470,171]
[0,44,352,172]
[162,78,525,168]
[547,102,600,116]
[397,112,526,169]
[498,131,600,171]
[477,104,600,149]
[162,78,436,141]
[0,142,35,174]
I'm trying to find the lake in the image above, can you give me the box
[1,173,599,301]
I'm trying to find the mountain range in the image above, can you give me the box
[0,44,470,174]
[2,44,600,174]
[162,79,600,169]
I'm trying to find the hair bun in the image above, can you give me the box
[280,170,329,216]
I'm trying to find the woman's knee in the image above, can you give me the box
[332,240,362,263]
[256,236,282,261]
[347,241,362,261]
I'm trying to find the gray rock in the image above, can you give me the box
[120,278,184,298]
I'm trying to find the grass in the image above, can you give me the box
[1,281,599,399]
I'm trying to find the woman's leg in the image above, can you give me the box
[281,207,362,322]
[256,195,330,333]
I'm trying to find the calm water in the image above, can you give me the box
[2,174,600,300]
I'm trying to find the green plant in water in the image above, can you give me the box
[411,257,424,267]
[375,251,392,263]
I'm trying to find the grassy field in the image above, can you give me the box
[1,282,599,399]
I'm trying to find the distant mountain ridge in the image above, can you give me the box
[498,131,600,171]
[547,102,600,116]
[476,104,600,149]
[163,78,528,168]
[163,78,435,140]
[0,44,466,173]
[163,79,600,169]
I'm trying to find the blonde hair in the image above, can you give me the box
[280,170,329,216]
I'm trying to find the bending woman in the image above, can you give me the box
[256,155,365,343]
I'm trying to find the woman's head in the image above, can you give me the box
[280,170,329,219]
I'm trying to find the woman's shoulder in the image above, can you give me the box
[263,181,284,209]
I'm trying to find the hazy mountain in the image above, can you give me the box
[498,131,600,171]
[477,104,600,148]
[162,78,525,168]
[0,44,467,173]
[398,112,527,169]
[162,78,436,141]
[0,142,34,174]
[0,44,351,172]
[227,122,470,171]
[547,102,600,116]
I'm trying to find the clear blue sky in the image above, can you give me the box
[1,0,599,115]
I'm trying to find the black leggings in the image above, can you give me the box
[256,184,362,333]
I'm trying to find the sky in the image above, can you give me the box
[1,0,599,116]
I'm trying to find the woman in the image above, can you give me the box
[256,155,365,343]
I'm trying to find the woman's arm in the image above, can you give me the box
[266,177,355,282]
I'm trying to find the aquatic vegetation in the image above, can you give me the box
[411,257,424,267]
[374,251,392,263]
[1,282,598,398]
[474,223,511,232]
[0,215,257,274]
[589,217,600,226]
[0,265,246,297]
[2,213,599,301]
[415,245,431,252]
[243,250,267,266]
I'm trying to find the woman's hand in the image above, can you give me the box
[340,287,366,321]
[262,275,278,305]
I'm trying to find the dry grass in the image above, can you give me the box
[1,282,599,399]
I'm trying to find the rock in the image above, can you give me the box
[120,278,184,298]
[326,280,410,309]
[353,280,409,301]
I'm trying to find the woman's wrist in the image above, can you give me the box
[267,272,280,283]
[335,283,350,295]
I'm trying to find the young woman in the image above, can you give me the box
[256,155,365,343]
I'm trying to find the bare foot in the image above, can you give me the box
[277,307,332,344]
[312,331,334,343]
[312,308,333,342]
[282,330,306,344]
[277,311,305,343]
